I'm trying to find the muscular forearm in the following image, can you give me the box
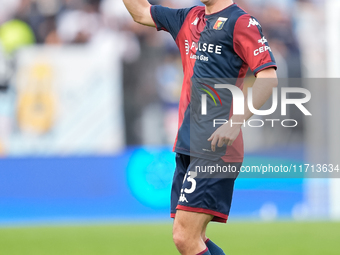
[208,68,277,150]
[122,0,154,26]
[231,69,278,125]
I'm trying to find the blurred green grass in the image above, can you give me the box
[0,222,339,255]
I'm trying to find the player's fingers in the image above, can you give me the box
[217,137,226,147]
[208,132,216,141]
[211,135,219,152]
[227,139,234,146]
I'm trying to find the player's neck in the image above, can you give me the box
[205,0,234,15]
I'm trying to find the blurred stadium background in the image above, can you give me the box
[0,0,340,254]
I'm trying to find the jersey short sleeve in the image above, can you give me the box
[233,14,277,76]
[150,5,193,40]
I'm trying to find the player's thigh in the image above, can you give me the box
[171,153,190,214]
[173,210,213,239]
[201,224,208,241]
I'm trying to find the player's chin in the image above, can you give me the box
[200,0,210,4]
[201,0,217,6]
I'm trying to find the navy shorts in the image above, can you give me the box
[171,153,242,223]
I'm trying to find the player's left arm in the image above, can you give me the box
[209,14,278,151]
[208,68,277,151]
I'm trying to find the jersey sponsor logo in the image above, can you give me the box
[192,17,199,26]
[184,40,223,62]
[189,41,222,55]
[190,54,209,62]
[258,36,267,45]
[254,45,272,56]
[213,17,228,30]
[248,18,260,28]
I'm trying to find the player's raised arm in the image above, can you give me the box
[122,0,155,27]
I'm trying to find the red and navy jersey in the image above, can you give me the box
[151,3,277,162]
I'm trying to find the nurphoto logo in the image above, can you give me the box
[200,84,312,128]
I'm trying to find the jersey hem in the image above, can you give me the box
[174,147,221,161]
[254,62,277,76]
[221,156,244,163]
[174,147,244,162]
[150,5,168,32]
[150,6,159,30]
[197,248,209,255]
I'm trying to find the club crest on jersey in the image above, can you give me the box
[213,17,228,30]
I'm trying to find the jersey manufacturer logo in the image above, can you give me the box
[248,18,260,27]
[258,36,267,45]
[185,40,190,55]
[179,194,188,203]
[192,17,199,26]
[213,17,228,30]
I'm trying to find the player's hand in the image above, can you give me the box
[208,122,241,152]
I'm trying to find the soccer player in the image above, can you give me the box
[122,0,278,254]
